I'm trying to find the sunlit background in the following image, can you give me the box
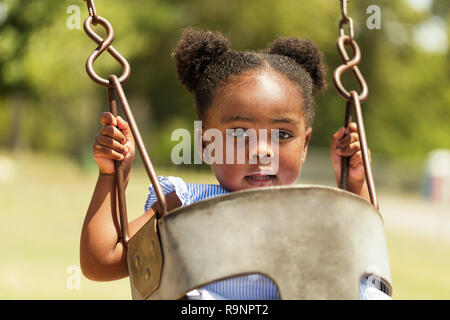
[0,0,449,299]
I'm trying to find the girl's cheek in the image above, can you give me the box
[277,150,302,184]
[212,163,244,191]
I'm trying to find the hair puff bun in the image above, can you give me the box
[172,28,231,92]
[266,37,326,95]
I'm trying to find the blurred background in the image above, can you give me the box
[0,0,449,299]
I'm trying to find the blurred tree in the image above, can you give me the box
[0,0,64,150]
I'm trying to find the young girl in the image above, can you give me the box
[81,28,389,300]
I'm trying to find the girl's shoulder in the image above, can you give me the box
[144,176,229,211]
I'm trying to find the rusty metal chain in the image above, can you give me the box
[83,0,168,245]
[333,0,379,210]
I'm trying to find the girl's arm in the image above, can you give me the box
[80,175,181,281]
[80,173,153,281]
[80,112,182,281]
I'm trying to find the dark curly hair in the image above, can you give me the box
[172,27,327,128]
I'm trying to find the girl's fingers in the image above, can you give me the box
[331,127,345,156]
[336,141,360,156]
[350,151,363,168]
[93,143,124,161]
[349,149,372,168]
[95,133,128,154]
[345,122,358,135]
[332,127,345,140]
[100,112,117,127]
[333,123,358,149]
[99,125,127,144]
[99,113,133,143]
[116,116,133,141]
[116,116,128,130]
[336,132,359,148]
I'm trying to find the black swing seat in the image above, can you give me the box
[127,185,392,300]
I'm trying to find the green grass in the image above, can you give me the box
[386,229,450,299]
[0,151,449,299]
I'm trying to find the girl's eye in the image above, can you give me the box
[228,128,249,139]
[272,130,292,140]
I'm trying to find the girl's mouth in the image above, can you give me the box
[245,174,276,187]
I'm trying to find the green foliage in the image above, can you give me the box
[0,0,448,165]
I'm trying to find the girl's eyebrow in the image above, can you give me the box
[221,115,300,125]
[270,117,301,125]
[221,115,253,123]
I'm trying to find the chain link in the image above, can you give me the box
[338,0,355,40]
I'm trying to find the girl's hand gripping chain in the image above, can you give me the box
[93,112,135,179]
[330,122,371,202]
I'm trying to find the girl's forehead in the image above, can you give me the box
[208,70,305,124]
[223,69,298,93]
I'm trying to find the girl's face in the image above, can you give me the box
[201,69,312,191]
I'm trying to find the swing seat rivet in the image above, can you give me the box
[134,255,140,268]
[144,268,151,280]
[150,240,156,255]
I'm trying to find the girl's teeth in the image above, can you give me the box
[245,175,275,185]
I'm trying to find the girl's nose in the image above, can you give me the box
[250,138,274,164]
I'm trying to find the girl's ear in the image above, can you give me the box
[302,127,313,162]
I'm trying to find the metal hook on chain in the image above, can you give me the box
[333,35,368,102]
[83,15,131,87]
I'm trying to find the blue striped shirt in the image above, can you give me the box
[144,176,391,300]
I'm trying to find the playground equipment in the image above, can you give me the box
[82,0,393,299]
